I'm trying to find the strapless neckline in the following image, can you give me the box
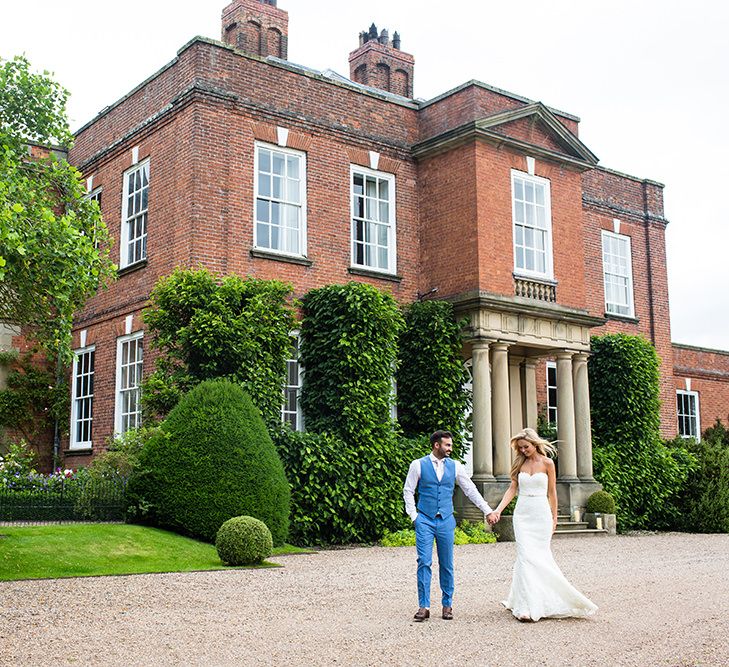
[519,471,547,478]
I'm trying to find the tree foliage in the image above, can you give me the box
[0,55,114,362]
[588,334,695,530]
[141,267,296,426]
[127,380,290,545]
[397,299,470,457]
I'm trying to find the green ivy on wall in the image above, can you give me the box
[396,299,471,458]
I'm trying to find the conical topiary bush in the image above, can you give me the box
[127,379,290,544]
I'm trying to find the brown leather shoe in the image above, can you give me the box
[413,607,430,622]
[442,606,453,620]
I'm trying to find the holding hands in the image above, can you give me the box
[486,511,500,526]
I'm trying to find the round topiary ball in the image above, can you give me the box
[586,490,616,514]
[216,515,273,566]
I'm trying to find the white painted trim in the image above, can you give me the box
[80,330,87,348]
[125,314,133,335]
[119,158,150,268]
[131,146,139,164]
[676,389,700,440]
[86,175,94,192]
[368,150,380,170]
[601,230,635,318]
[612,218,621,234]
[253,142,307,258]
[114,331,144,435]
[69,345,95,449]
[276,126,289,147]
[511,169,554,280]
[349,164,397,275]
[526,156,535,175]
[685,377,691,392]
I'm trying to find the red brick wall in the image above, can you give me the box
[673,344,729,433]
[582,168,675,436]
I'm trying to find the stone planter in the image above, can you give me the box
[494,515,515,542]
[585,512,617,535]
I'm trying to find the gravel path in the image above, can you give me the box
[1,532,727,666]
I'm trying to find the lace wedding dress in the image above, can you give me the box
[502,472,598,621]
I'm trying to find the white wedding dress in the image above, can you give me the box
[502,472,598,621]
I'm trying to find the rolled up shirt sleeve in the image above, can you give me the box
[455,461,493,515]
[403,459,421,522]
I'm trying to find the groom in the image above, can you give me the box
[403,430,498,621]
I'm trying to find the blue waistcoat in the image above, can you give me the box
[416,456,456,519]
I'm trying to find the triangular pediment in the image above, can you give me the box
[475,103,598,166]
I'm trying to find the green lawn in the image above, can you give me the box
[0,523,308,581]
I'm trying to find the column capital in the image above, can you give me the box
[556,350,575,361]
[508,354,525,366]
[522,357,538,369]
[470,339,493,351]
[573,351,590,363]
[491,341,510,353]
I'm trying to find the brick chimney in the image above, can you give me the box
[348,24,414,98]
[221,0,288,59]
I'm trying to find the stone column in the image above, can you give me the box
[491,342,511,479]
[573,352,594,480]
[556,351,578,480]
[470,340,494,481]
[509,355,524,435]
[523,358,538,430]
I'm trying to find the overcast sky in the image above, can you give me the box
[2,1,727,350]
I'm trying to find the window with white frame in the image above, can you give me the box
[512,170,553,278]
[121,160,149,268]
[602,231,635,317]
[115,333,143,434]
[546,361,558,426]
[351,166,396,273]
[255,143,306,255]
[676,390,700,439]
[281,334,303,431]
[70,346,95,448]
[87,187,102,248]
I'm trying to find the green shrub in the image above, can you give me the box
[502,497,517,515]
[380,528,416,547]
[379,520,496,547]
[127,380,290,545]
[588,334,694,530]
[272,428,428,545]
[458,519,497,544]
[216,515,273,565]
[586,490,616,514]
[670,421,729,533]
[397,300,471,458]
[142,268,295,426]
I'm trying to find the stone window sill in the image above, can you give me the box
[348,266,402,283]
[118,259,148,277]
[250,248,313,267]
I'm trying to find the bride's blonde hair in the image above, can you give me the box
[509,428,557,480]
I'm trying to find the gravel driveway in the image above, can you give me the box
[1,532,727,666]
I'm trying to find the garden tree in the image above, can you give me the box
[0,55,114,364]
[297,282,411,542]
[127,379,290,545]
[588,333,695,530]
[142,268,296,426]
[397,299,471,458]
[671,420,729,533]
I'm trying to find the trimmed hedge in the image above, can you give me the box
[589,334,694,530]
[216,515,273,565]
[586,490,616,514]
[127,380,290,545]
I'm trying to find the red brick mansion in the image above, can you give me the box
[1,0,727,502]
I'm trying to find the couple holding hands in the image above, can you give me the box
[403,429,597,623]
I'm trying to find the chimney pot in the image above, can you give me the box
[392,31,401,49]
[379,29,389,46]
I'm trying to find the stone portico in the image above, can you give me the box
[453,290,605,518]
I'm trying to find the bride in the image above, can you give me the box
[491,428,598,621]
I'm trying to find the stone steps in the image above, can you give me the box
[553,514,607,538]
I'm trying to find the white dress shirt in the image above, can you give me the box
[402,453,494,522]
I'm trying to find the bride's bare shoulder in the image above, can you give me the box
[542,456,555,470]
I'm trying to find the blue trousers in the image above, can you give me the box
[415,513,456,608]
